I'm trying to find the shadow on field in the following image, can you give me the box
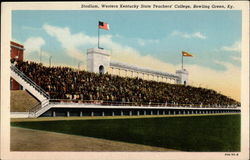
[11,115,240,152]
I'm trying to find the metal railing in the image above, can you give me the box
[27,98,240,117]
[48,99,240,109]
[28,99,50,116]
[10,65,50,99]
[27,101,41,113]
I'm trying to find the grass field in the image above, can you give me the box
[11,114,240,152]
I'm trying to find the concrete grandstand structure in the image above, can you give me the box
[87,48,186,84]
[10,47,240,118]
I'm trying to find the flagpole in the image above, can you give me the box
[182,54,183,70]
[40,48,42,64]
[98,22,100,49]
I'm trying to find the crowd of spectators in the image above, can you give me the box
[12,59,240,107]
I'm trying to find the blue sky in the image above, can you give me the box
[12,10,241,100]
[12,10,241,70]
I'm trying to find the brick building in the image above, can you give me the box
[10,41,25,90]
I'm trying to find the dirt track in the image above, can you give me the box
[11,127,177,152]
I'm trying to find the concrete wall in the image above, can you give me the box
[87,48,111,74]
[176,69,189,85]
[41,107,240,117]
[109,66,177,84]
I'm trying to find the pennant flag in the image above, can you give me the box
[182,51,193,57]
[99,21,109,30]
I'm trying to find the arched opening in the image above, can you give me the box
[99,65,105,74]
[184,81,186,85]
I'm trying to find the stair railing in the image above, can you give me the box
[10,65,50,99]
[28,99,50,117]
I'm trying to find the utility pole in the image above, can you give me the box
[78,61,82,71]
[49,56,52,67]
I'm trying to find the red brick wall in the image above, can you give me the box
[10,78,22,90]
[10,41,24,90]
[11,41,24,61]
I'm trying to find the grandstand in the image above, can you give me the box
[10,56,240,118]
[88,48,183,84]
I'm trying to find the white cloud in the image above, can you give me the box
[24,37,45,55]
[137,38,159,46]
[219,41,241,64]
[137,39,145,46]
[96,35,178,72]
[43,24,97,61]
[23,37,53,63]
[42,24,177,72]
[171,31,206,39]
[231,56,241,62]
[193,32,206,39]
[221,41,241,52]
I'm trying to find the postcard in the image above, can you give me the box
[1,1,249,160]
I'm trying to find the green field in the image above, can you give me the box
[11,114,240,151]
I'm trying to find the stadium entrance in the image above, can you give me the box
[99,65,105,74]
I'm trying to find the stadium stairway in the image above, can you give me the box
[28,99,52,118]
[10,65,50,117]
[10,65,50,102]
